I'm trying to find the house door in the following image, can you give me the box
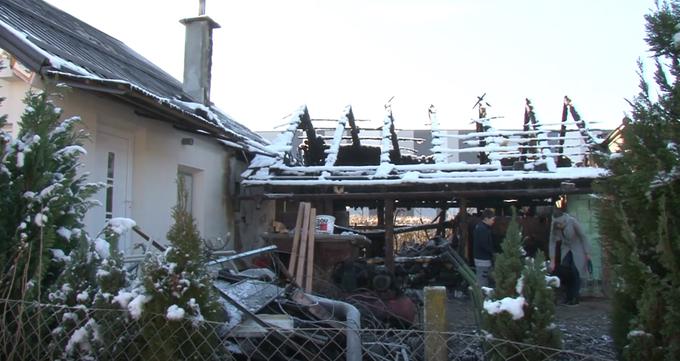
[91,131,132,253]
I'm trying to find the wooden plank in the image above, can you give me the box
[295,203,311,286]
[305,207,317,292]
[384,199,395,272]
[287,204,306,272]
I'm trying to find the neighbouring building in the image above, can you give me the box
[0,0,269,254]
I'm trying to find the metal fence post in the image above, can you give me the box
[424,286,447,361]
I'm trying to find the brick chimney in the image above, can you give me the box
[180,0,220,105]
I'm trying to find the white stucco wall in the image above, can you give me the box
[0,62,31,136]
[1,73,240,254]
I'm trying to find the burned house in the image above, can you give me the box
[239,97,612,294]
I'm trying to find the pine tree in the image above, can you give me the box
[47,221,133,360]
[129,178,226,360]
[0,90,100,300]
[483,210,561,360]
[596,2,680,360]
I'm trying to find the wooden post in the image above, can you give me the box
[288,204,307,272]
[384,198,395,272]
[295,203,311,286]
[424,286,447,361]
[305,208,317,292]
[459,199,469,260]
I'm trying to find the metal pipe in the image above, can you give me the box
[206,245,277,266]
[307,294,362,361]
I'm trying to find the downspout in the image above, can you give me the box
[307,294,362,361]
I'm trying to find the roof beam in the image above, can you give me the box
[323,105,350,167]
[429,105,447,164]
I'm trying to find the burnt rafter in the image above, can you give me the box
[473,93,491,164]
[241,97,609,202]
[522,99,540,159]
[346,106,361,148]
[323,106,351,167]
[429,105,446,164]
[298,107,327,166]
[385,104,402,162]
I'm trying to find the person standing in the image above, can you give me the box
[473,209,496,288]
[549,207,591,305]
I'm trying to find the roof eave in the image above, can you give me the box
[0,24,49,72]
[43,71,253,150]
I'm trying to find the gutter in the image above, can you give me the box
[0,20,49,72]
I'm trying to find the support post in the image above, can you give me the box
[459,199,469,260]
[424,286,447,361]
[384,199,395,272]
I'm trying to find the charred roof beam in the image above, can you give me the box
[323,105,350,167]
[429,105,447,164]
[298,107,326,166]
[345,106,361,148]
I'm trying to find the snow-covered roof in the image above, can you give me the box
[241,100,610,203]
[0,0,268,152]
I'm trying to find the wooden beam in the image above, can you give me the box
[295,203,311,286]
[305,208,317,292]
[384,199,395,272]
[459,198,469,260]
[288,204,306,272]
[256,187,594,201]
[346,106,361,148]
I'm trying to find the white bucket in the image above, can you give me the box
[315,215,335,234]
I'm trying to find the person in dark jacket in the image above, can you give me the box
[473,209,496,287]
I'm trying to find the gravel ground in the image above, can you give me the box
[445,296,615,360]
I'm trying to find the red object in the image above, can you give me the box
[386,295,417,324]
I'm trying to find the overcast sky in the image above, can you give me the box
[45,0,652,131]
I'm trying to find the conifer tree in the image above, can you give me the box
[130,178,226,360]
[596,2,680,360]
[47,223,132,360]
[0,90,100,300]
[483,210,561,360]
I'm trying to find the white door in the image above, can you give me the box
[90,132,132,253]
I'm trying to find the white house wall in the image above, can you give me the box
[2,76,235,254]
[0,67,30,136]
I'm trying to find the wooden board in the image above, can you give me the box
[295,203,311,286]
[305,207,317,292]
[287,204,306,272]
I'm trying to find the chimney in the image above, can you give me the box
[180,0,220,105]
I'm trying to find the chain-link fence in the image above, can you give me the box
[0,298,613,361]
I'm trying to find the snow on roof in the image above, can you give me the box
[242,101,610,189]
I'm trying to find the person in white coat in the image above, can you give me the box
[548,207,591,305]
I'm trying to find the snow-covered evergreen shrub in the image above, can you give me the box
[48,220,133,360]
[0,90,100,300]
[483,210,561,360]
[596,3,680,360]
[126,179,226,360]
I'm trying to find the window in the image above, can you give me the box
[177,171,194,215]
[105,152,115,220]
